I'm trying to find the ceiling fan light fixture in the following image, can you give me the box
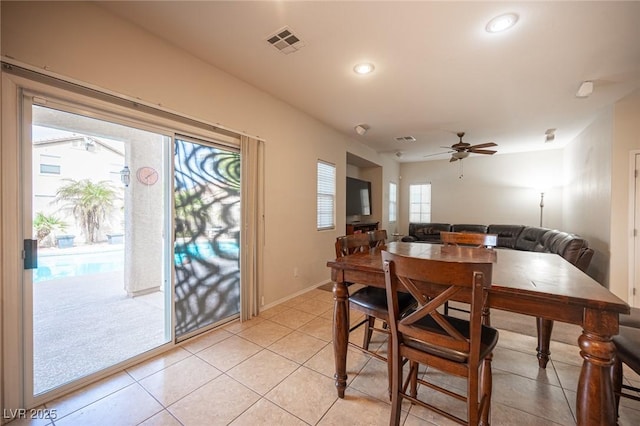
[486,13,519,33]
[452,151,469,160]
[353,63,375,75]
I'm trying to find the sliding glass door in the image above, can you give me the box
[25,99,172,401]
[173,137,241,340]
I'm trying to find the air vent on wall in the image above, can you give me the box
[395,136,416,142]
[266,26,305,54]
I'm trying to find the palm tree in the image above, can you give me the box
[33,212,68,247]
[54,179,119,244]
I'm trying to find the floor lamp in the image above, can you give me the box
[539,192,545,227]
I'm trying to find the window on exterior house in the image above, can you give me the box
[389,182,397,222]
[317,160,336,230]
[409,183,431,222]
[39,154,61,175]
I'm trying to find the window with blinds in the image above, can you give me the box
[389,182,397,222]
[317,160,336,230]
[409,183,431,223]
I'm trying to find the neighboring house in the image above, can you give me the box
[32,135,125,244]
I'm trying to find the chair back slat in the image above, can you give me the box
[336,229,389,258]
[335,233,370,258]
[399,325,470,353]
[368,229,388,248]
[441,231,498,248]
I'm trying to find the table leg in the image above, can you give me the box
[536,317,553,368]
[576,330,617,425]
[332,280,349,398]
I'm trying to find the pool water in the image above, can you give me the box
[34,241,240,282]
[174,240,239,264]
[35,249,124,283]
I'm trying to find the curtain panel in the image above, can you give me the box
[240,135,265,320]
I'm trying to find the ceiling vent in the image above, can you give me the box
[266,26,305,54]
[395,136,416,143]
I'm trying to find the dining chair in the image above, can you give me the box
[382,249,499,426]
[612,325,640,417]
[440,231,497,316]
[335,232,415,362]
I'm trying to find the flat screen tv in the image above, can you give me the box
[346,177,372,216]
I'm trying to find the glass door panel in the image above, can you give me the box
[28,103,171,397]
[174,138,240,340]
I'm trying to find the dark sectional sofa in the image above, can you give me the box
[402,223,594,273]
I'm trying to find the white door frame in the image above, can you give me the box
[629,150,640,308]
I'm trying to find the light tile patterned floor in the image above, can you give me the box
[16,288,640,425]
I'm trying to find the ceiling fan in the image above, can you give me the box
[425,132,498,162]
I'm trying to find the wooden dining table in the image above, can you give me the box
[327,241,629,425]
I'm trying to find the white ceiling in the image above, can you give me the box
[98,1,640,162]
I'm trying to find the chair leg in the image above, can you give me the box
[536,317,553,368]
[479,352,494,426]
[409,361,418,398]
[612,355,622,418]
[390,347,403,426]
[363,315,375,350]
[387,335,393,400]
[468,366,480,425]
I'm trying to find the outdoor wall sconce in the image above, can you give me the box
[120,166,131,187]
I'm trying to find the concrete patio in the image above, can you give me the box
[33,247,168,395]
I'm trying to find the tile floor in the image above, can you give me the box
[14,288,640,426]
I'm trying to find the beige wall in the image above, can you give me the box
[610,91,640,301]
[562,108,614,287]
[398,149,564,232]
[0,1,396,308]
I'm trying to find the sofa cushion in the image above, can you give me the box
[408,223,451,242]
[487,224,525,249]
[451,224,488,234]
[557,235,588,265]
[575,248,594,273]
[620,307,640,329]
[547,231,571,254]
[514,226,550,252]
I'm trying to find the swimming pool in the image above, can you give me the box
[35,249,124,282]
[34,240,240,282]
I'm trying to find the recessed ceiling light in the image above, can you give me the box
[353,63,375,75]
[486,13,519,33]
[354,124,369,136]
[545,128,556,143]
[576,81,594,98]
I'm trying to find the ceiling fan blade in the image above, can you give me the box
[469,149,497,155]
[468,142,497,150]
[424,150,454,158]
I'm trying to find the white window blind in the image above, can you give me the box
[317,160,336,230]
[389,182,397,222]
[409,183,431,222]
